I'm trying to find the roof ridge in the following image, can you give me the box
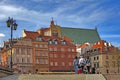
[25,30,38,33]
[61,27,95,31]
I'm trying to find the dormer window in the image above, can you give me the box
[48,39,52,44]
[54,39,58,45]
[36,35,42,41]
[62,40,66,45]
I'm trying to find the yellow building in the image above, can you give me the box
[90,49,120,74]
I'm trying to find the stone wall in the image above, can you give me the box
[103,74,120,80]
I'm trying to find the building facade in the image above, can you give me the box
[90,40,119,74]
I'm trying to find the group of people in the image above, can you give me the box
[73,56,93,74]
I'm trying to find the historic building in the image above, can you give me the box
[89,40,118,74]
[0,19,102,73]
[23,26,76,72]
[76,42,93,56]
[90,49,120,74]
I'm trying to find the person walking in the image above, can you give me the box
[85,56,91,74]
[73,56,79,74]
[78,56,85,73]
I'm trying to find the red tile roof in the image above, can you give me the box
[24,30,39,41]
[80,44,89,48]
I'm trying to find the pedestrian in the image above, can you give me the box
[78,56,86,73]
[73,56,79,74]
[85,56,91,74]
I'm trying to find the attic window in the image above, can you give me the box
[54,39,58,45]
[36,35,42,41]
[62,40,67,45]
[104,42,107,46]
[48,39,52,44]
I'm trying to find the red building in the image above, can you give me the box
[22,20,77,72]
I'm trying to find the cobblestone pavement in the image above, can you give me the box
[0,74,106,80]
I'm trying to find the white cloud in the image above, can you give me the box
[101,34,120,38]
[111,42,120,48]
[0,33,5,37]
[0,0,109,25]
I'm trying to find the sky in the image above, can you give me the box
[0,0,120,48]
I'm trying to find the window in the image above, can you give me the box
[49,48,53,51]
[54,40,58,45]
[16,48,19,54]
[61,48,64,51]
[36,59,39,64]
[97,56,99,60]
[106,69,109,73]
[44,45,48,48]
[98,42,100,45]
[54,47,57,51]
[106,56,109,59]
[52,31,58,36]
[45,59,48,64]
[62,62,65,66]
[50,62,53,66]
[40,59,44,64]
[112,61,115,67]
[72,49,75,52]
[27,48,31,55]
[39,44,43,48]
[94,57,96,60]
[48,39,52,44]
[27,57,31,63]
[35,44,39,47]
[97,62,99,68]
[16,58,19,63]
[36,35,42,41]
[55,62,58,66]
[35,51,39,56]
[106,61,109,67]
[68,49,71,52]
[54,54,58,58]
[22,58,25,63]
[62,40,66,45]
[104,42,107,46]
[50,54,53,58]
[69,62,72,66]
[19,48,21,54]
[94,63,96,68]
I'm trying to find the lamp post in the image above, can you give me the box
[6,17,18,68]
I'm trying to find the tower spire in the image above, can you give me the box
[50,17,54,26]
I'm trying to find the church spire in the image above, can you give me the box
[50,17,54,27]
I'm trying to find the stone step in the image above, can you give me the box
[38,72,75,75]
[0,74,106,80]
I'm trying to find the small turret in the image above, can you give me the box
[50,17,54,27]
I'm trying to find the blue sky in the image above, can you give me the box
[0,0,120,48]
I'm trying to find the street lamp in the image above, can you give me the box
[6,17,18,68]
